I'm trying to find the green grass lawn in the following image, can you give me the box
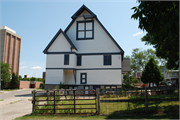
[15,113,179,119]
[17,91,179,119]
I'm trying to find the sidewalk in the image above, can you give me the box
[0,89,33,120]
[0,96,32,106]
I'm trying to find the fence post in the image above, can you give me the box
[54,91,56,114]
[145,86,148,113]
[96,88,100,115]
[47,90,49,101]
[32,90,35,113]
[73,90,76,113]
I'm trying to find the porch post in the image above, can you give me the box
[73,70,76,84]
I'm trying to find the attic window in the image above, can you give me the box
[77,20,94,40]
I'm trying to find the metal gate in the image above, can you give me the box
[32,89,97,114]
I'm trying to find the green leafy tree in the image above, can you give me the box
[131,48,161,72]
[30,77,36,81]
[141,58,164,87]
[131,1,179,69]
[10,72,19,89]
[19,75,22,80]
[23,78,30,81]
[36,78,43,81]
[1,62,11,89]
[123,74,139,85]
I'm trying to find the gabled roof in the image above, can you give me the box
[71,4,97,20]
[65,5,124,55]
[43,29,77,54]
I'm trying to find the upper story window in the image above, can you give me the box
[64,54,69,65]
[104,55,111,65]
[77,20,94,40]
[77,55,81,66]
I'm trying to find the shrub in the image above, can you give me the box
[10,72,19,89]
[40,83,44,89]
[30,77,36,81]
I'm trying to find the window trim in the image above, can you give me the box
[77,55,82,66]
[64,54,69,65]
[80,73,87,84]
[103,55,112,65]
[76,20,94,40]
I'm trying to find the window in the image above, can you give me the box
[77,20,94,40]
[104,55,111,65]
[171,72,176,75]
[64,54,69,65]
[81,73,87,84]
[77,55,81,66]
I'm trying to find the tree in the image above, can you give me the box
[30,77,36,81]
[36,78,43,81]
[123,74,139,84]
[131,1,179,69]
[10,72,19,89]
[141,58,164,87]
[1,62,11,89]
[19,75,22,80]
[130,48,161,72]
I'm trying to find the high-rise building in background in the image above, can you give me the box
[0,26,21,75]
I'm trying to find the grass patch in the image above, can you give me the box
[0,89,19,91]
[0,99,4,101]
[19,91,179,119]
[15,113,179,119]
[10,100,22,104]
[101,94,179,100]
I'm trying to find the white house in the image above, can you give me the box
[43,5,131,90]
[160,66,179,85]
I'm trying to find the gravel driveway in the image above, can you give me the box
[0,89,34,120]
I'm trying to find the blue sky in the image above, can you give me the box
[1,0,154,78]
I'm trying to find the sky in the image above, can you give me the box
[1,0,154,78]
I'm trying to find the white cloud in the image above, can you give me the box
[133,31,143,36]
[31,66,42,70]
[20,66,27,69]
[20,62,25,65]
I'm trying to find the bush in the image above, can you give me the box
[40,83,44,89]
[10,72,19,89]
[30,77,36,81]
[1,62,11,89]
[59,81,65,89]
[36,78,43,82]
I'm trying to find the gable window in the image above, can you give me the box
[81,73,87,84]
[77,20,94,40]
[64,54,69,65]
[77,55,81,66]
[104,55,111,65]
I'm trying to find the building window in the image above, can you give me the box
[77,20,94,40]
[64,54,69,65]
[104,55,111,65]
[81,73,87,84]
[77,55,81,66]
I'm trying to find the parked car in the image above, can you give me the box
[150,83,157,87]
[166,81,172,86]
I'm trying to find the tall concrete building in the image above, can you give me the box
[0,26,21,75]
